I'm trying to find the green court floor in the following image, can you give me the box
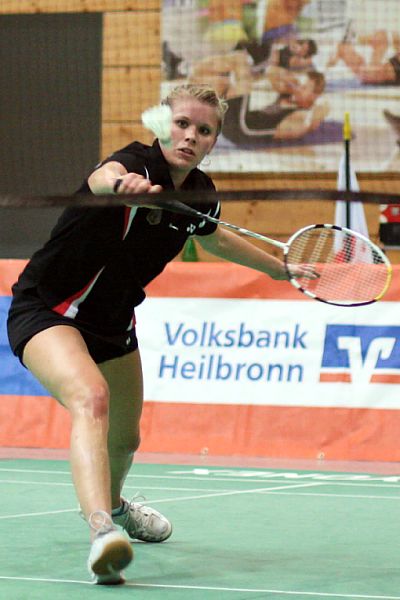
[1,459,400,599]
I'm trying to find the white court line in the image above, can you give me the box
[0,483,323,520]
[0,478,233,493]
[1,485,398,521]
[0,479,73,486]
[0,468,70,475]
[2,468,400,488]
[139,482,326,504]
[0,508,77,520]
[113,476,400,487]
[1,478,399,505]
[0,576,399,599]
[261,491,400,501]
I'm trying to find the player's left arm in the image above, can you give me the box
[196,227,288,279]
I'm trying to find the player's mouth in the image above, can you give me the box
[177,147,196,158]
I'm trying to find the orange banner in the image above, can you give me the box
[1,259,400,461]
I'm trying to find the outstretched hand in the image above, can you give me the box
[114,173,163,195]
[288,264,320,279]
[113,173,163,208]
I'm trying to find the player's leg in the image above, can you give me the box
[22,325,133,583]
[98,349,144,510]
[100,348,172,542]
[23,325,113,521]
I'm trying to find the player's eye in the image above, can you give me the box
[176,118,188,128]
[199,125,212,136]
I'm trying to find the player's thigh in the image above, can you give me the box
[98,349,144,445]
[22,325,107,407]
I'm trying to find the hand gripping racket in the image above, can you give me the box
[135,197,392,307]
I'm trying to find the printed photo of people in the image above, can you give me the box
[162,0,400,172]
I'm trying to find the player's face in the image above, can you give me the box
[161,97,219,173]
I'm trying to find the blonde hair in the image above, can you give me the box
[163,84,228,135]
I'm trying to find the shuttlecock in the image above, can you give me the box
[141,104,173,147]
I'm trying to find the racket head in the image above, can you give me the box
[283,224,392,307]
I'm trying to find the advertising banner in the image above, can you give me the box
[1,259,400,460]
[136,297,400,409]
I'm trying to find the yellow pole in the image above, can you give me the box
[343,112,351,228]
[343,111,351,141]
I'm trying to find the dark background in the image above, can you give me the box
[0,13,102,257]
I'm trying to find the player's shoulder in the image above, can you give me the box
[112,140,151,156]
[97,141,151,174]
[105,141,151,163]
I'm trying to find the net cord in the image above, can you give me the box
[0,189,399,208]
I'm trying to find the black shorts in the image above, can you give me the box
[7,290,138,366]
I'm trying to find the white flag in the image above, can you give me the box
[334,154,371,261]
[335,154,369,237]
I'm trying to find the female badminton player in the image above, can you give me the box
[7,83,312,584]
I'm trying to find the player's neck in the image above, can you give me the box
[169,168,191,190]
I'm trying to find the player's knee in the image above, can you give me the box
[129,431,141,453]
[68,381,110,420]
[111,430,141,456]
[124,430,141,454]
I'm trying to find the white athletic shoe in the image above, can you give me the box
[87,511,134,585]
[112,496,172,543]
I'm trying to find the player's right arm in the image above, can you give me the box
[88,161,162,195]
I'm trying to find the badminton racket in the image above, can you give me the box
[134,197,392,307]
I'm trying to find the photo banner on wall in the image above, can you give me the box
[161,0,400,172]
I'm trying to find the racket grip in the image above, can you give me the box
[113,178,123,193]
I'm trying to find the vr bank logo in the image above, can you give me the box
[320,325,400,384]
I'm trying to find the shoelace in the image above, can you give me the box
[123,494,153,532]
[88,510,115,535]
[128,492,146,507]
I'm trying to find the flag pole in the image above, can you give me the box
[343,111,351,228]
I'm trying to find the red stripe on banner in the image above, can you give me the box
[2,260,400,300]
[0,260,28,295]
[146,263,314,299]
[146,262,400,301]
[0,395,71,448]
[370,374,400,384]
[319,373,352,383]
[139,403,400,462]
[2,396,400,461]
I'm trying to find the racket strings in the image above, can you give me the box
[307,228,330,266]
[286,228,390,304]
